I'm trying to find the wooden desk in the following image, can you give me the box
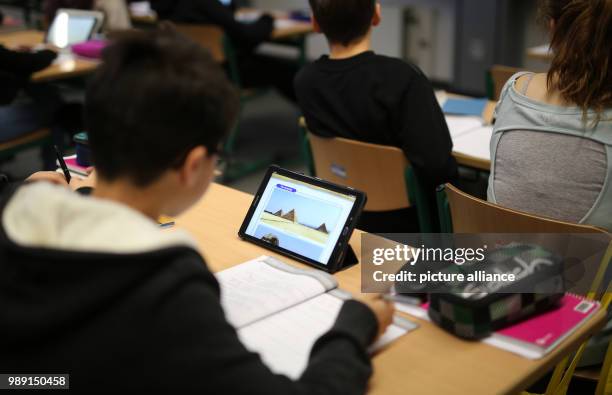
[0,30,98,82]
[176,183,606,395]
[131,10,313,40]
[270,18,313,40]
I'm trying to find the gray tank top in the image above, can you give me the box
[488,72,612,231]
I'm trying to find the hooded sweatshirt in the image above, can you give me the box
[0,182,378,393]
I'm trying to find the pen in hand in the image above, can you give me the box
[54,145,72,184]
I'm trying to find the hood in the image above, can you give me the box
[1,182,198,254]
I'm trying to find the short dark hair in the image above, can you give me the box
[85,28,239,186]
[308,0,376,46]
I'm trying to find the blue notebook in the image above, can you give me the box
[443,98,488,117]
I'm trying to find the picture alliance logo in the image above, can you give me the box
[371,245,488,266]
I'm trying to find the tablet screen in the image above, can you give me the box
[243,171,357,265]
[47,12,97,48]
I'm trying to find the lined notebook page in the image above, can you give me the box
[238,293,415,379]
[446,115,484,139]
[217,257,330,328]
[452,126,493,161]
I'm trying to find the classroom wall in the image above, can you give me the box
[382,0,456,83]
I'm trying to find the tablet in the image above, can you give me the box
[239,166,366,273]
[46,9,104,49]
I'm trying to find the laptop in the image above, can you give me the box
[46,9,104,49]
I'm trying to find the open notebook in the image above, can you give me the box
[217,256,417,379]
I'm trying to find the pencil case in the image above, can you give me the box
[428,244,564,339]
[72,40,107,59]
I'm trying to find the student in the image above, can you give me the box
[295,0,457,233]
[488,0,611,369]
[150,0,271,49]
[0,29,394,392]
[488,0,611,231]
[149,0,298,101]
[0,46,57,139]
[43,0,93,23]
[0,34,65,168]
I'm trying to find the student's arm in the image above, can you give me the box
[0,46,57,74]
[395,71,458,190]
[192,0,274,49]
[153,257,377,394]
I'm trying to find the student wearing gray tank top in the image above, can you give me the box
[489,0,611,369]
[488,0,612,232]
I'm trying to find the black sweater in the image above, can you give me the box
[0,46,56,104]
[295,51,458,192]
[0,184,378,393]
[150,0,273,50]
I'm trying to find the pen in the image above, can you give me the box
[54,145,71,184]
[158,215,175,229]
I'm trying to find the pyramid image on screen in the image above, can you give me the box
[281,209,297,223]
[316,223,329,234]
[273,209,283,217]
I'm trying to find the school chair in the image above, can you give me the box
[300,119,434,232]
[436,183,609,235]
[437,183,612,395]
[486,65,524,101]
[0,128,52,162]
[172,23,272,182]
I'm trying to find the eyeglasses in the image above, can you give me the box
[171,142,227,169]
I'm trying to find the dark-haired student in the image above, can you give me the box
[295,0,457,233]
[149,0,298,101]
[0,29,393,392]
[0,31,66,168]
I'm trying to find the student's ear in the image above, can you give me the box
[311,14,322,33]
[178,146,208,188]
[372,3,382,27]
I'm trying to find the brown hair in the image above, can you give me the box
[539,0,611,121]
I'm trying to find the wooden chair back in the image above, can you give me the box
[490,65,523,100]
[307,132,410,212]
[172,23,226,63]
[444,183,609,234]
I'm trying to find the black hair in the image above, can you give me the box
[85,27,239,186]
[308,0,376,46]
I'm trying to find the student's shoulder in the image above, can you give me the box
[369,54,430,88]
[294,58,324,86]
[371,54,423,75]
